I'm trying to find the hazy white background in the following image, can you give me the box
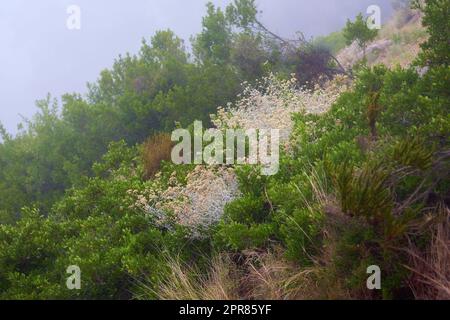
[0,0,393,134]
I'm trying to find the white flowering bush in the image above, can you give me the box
[212,74,349,148]
[130,166,240,234]
[130,74,349,233]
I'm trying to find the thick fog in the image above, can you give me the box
[0,0,394,134]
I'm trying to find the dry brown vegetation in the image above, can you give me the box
[142,133,173,180]
[153,247,355,300]
[155,255,240,300]
[406,206,450,300]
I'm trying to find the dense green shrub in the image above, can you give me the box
[0,141,203,299]
[343,13,378,57]
[214,222,274,251]
[414,0,450,67]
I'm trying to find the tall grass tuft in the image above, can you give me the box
[142,133,173,180]
[155,254,240,300]
[406,206,450,300]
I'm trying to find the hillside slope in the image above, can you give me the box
[0,1,448,301]
[338,7,427,68]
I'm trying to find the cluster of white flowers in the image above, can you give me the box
[212,74,349,148]
[130,166,240,234]
[162,166,239,229]
[130,74,349,233]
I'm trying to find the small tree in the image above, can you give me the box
[413,0,450,67]
[343,13,378,59]
[289,44,339,87]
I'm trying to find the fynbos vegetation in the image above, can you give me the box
[0,0,448,300]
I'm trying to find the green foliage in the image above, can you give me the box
[214,44,448,297]
[328,160,393,223]
[0,208,68,299]
[0,0,335,225]
[277,208,324,264]
[0,0,448,300]
[314,31,347,54]
[414,0,450,67]
[0,96,82,218]
[224,195,267,225]
[226,0,258,30]
[230,33,268,79]
[214,222,274,251]
[0,142,202,299]
[193,3,233,65]
[0,23,242,220]
[343,13,379,56]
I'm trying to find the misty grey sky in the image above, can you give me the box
[0,0,393,134]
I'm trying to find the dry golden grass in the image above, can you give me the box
[148,249,337,300]
[240,249,320,300]
[238,246,355,300]
[148,233,361,301]
[156,255,240,300]
[406,206,450,300]
[142,133,173,180]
